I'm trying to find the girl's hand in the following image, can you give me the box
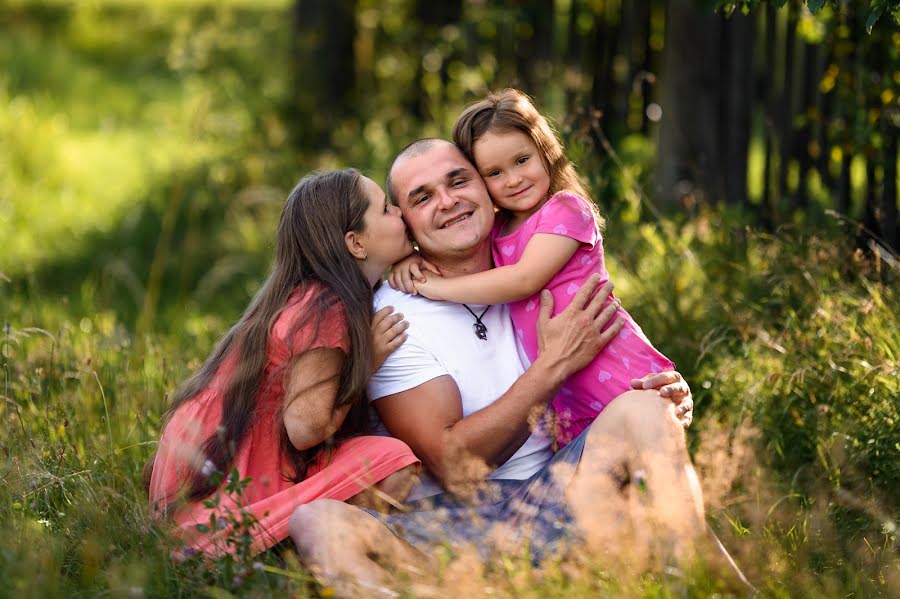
[412,272,448,301]
[371,306,409,376]
[630,371,693,429]
[387,253,441,295]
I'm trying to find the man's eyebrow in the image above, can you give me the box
[446,167,470,180]
[407,184,427,202]
[406,167,473,202]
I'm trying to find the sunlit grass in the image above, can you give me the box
[1,1,897,596]
[0,0,291,274]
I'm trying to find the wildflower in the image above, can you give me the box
[252,561,265,573]
[201,460,216,478]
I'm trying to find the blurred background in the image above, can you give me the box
[2,0,897,328]
[0,0,898,596]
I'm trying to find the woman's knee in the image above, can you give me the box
[377,463,420,501]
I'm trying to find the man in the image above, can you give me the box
[289,139,707,594]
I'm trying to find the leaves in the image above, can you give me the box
[866,1,886,33]
[807,0,827,14]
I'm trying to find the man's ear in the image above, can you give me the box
[344,230,367,261]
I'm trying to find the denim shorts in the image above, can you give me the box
[365,425,590,564]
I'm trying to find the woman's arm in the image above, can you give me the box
[282,348,350,450]
[414,234,581,304]
[282,306,410,450]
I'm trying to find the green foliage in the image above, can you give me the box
[1,0,897,597]
[715,0,900,30]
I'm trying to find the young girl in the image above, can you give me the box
[395,89,674,447]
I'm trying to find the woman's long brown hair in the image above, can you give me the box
[156,169,375,504]
[452,88,604,228]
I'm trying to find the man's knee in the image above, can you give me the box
[290,499,343,555]
[589,390,681,444]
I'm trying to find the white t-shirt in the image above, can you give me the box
[368,286,553,500]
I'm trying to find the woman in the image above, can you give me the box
[149,169,420,556]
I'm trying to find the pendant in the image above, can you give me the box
[473,322,488,340]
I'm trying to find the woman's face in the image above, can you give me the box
[356,176,414,267]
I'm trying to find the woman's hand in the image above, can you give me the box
[630,371,694,428]
[371,306,409,376]
[387,252,441,295]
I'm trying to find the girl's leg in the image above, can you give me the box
[289,498,429,598]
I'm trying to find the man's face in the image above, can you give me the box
[391,143,495,261]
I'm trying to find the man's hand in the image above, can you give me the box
[535,275,624,383]
[631,371,694,428]
[371,306,408,376]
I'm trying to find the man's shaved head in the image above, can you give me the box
[386,138,457,203]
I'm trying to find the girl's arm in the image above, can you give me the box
[415,234,581,304]
[386,252,441,295]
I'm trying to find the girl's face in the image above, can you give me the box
[472,129,551,217]
[356,176,414,267]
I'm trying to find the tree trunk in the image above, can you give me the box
[291,0,357,146]
[837,152,852,215]
[515,0,554,95]
[656,0,722,206]
[794,40,820,210]
[776,4,797,205]
[410,0,463,120]
[883,126,899,251]
[590,0,621,128]
[564,0,588,112]
[760,4,777,228]
[720,10,754,207]
[615,0,646,131]
[860,158,880,250]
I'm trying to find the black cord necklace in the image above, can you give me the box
[462,304,490,340]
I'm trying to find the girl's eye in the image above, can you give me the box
[486,170,500,178]
[516,156,529,165]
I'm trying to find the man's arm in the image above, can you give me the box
[374,275,624,489]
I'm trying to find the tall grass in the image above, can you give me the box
[4,209,897,597]
[1,1,897,596]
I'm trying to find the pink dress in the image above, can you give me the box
[492,192,675,446]
[149,283,419,556]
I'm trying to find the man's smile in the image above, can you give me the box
[439,211,474,229]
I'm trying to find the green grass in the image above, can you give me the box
[1,1,898,596]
